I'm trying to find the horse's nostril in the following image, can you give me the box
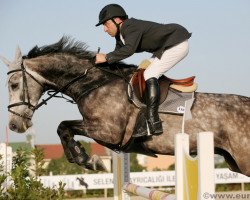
[9,123,17,131]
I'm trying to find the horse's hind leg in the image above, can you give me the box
[57,120,107,171]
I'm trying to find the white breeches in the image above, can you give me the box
[144,40,189,80]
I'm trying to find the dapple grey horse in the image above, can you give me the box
[1,37,249,175]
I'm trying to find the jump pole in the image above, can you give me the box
[123,183,176,200]
[114,132,215,200]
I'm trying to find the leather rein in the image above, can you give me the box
[7,58,131,120]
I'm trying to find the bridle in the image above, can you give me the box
[7,60,91,120]
[7,58,132,120]
[7,61,44,120]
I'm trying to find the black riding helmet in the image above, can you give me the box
[96,4,128,26]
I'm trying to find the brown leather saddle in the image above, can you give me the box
[131,69,195,104]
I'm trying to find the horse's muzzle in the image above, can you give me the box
[9,119,33,133]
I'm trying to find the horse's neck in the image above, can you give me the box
[25,55,130,101]
[26,55,92,93]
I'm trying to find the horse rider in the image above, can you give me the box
[95,4,191,136]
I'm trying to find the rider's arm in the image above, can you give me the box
[106,24,142,64]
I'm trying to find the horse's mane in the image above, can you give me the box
[25,36,137,71]
[25,36,94,60]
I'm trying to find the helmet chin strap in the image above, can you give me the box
[111,18,122,37]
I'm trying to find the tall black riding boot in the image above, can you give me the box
[145,77,163,135]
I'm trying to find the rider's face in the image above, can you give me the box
[103,19,117,37]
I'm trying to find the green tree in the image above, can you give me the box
[0,147,65,200]
[46,141,91,175]
[167,163,175,171]
[11,148,30,197]
[46,154,85,175]
[215,161,228,168]
[31,147,46,177]
[0,155,7,198]
[130,153,146,172]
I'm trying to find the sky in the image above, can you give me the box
[0,0,249,145]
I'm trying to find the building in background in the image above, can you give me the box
[35,144,64,168]
[137,154,175,171]
[90,143,112,172]
[5,141,227,173]
[35,142,113,171]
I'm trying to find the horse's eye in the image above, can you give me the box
[10,83,19,91]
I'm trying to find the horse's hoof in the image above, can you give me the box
[86,154,108,172]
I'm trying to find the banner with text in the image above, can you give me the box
[39,168,250,190]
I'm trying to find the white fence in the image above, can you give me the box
[0,143,12,174]
[39,168,250,190]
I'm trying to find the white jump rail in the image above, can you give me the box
[113,132,215,200]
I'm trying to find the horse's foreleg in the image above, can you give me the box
[57,120,89,164]
[57,120,107,171]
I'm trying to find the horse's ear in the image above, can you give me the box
[15,46,22,61]
[15,46,23,66]
[0,55,12,67]
[0,46,23,70]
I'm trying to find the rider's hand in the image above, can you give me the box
[95,53,107,64]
